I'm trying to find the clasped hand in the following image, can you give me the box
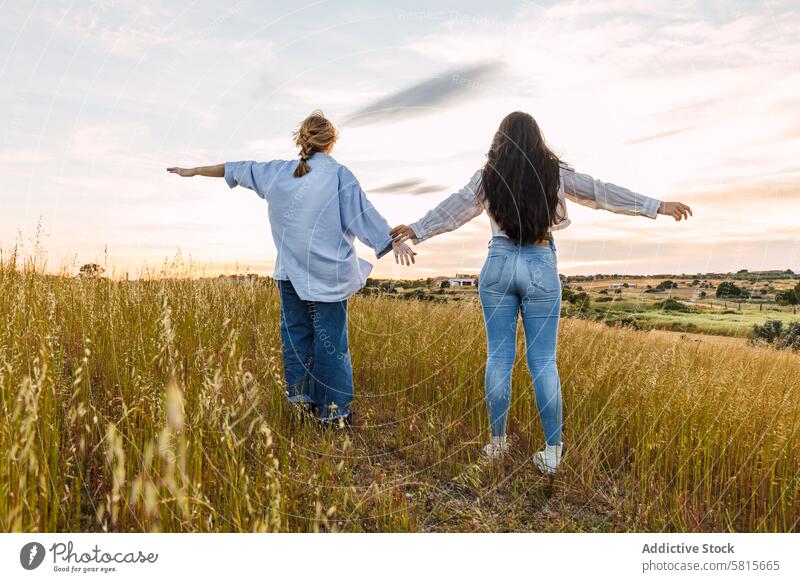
[392,240,416,266]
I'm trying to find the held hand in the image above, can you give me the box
[392,241,417,266]
[166,167,196,177]
[659,201,693,221]
[390,224,418,245]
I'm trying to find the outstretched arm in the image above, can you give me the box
[166,164,224,177]
[391,170,484,244]
[170,161,275,200]
[560,164,691,221]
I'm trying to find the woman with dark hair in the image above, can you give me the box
[391,111,691,473]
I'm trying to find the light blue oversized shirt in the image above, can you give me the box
[224,153,393,302]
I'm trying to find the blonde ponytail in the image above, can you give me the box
[292,111,338,178]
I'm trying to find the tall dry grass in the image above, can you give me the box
[1,251,798,532]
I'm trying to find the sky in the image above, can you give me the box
[1,0,798,279]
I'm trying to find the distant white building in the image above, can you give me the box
[449,277,477,287]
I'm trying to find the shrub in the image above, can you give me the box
[752,319,784,343]
[567,291,591,311]
[605,316,639,329]
[780,322,800,350]
[653,298,696,312]
[755,320,800,351]
[670,321,698,332]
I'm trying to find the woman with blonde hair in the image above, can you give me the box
[168,111,415,426]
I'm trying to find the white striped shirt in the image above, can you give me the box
[409,164,662,242]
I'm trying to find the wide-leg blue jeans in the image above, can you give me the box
[277,280,353,421]
[478,236,563,445]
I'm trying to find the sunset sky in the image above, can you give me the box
[1,0,798,278]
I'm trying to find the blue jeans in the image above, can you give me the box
[277,280,353,421]
[478,236,563,445]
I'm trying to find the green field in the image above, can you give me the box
[377,274,800,340]
[600,307,797,336]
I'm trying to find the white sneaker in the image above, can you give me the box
[533,443,563,475]
[482,436,509,459]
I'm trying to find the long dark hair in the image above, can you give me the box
[480,111,564,245]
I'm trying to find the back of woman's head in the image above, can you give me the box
[480,111,564,244]
[292,111,339,178]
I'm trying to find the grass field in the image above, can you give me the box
[603,307,798,336]
[2,257,800,532]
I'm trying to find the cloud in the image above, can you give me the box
[0,149,52,165]
[71,123,150,157]
[369,178,447,195]
[342,61,504,126]
[685,173,800,202]
[624,126,698,145]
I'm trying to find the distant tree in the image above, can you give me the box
[777,288,799,314]
[656,280,677,290]
[699,291,707,299]
[440,280,451,289]
[716,281,744,299]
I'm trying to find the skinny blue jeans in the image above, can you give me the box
[478,236,563,445]
[278,280,352,421]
